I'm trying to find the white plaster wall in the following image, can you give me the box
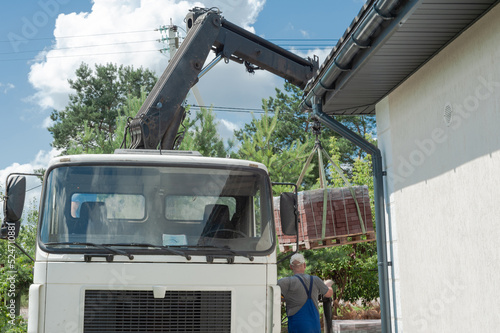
[376,4,500,332]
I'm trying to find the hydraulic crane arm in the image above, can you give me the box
[128,7,318,150]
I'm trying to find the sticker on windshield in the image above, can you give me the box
[162,234,187,246]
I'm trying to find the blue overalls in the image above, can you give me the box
[287,275,322,333]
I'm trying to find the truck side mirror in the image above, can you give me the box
[280,192,298,235]
[1,175,26,240]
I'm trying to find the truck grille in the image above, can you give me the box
[84,290,231,332]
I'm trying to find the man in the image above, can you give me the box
[278,253,334,333]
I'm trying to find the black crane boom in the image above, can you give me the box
[128,7,318,150]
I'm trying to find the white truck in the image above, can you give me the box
[1,8,319,333]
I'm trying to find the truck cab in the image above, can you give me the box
[28,150,282,332]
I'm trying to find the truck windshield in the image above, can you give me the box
[39,164,274,255]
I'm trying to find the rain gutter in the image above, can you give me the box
[300,0,420,113]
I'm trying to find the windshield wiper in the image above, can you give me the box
[103,243,192,260]
[44,242,134,261]
[195,245,254,262]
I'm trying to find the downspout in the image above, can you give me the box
[312,101,392,333]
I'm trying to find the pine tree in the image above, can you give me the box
[178,107,228,158]
[49,63,156,154]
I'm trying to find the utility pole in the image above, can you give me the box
[158,20,205,107]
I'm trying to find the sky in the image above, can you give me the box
[0,0,366,210]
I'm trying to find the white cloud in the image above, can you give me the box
[220,119,239,133]
[0,82,15,94]
[0,148,62,221]
[188,58,281,110]
[293,47,332,67]
[0,148,60,190]
[27,0,267,111]
[41,116,54,129]
[32,148,62,167]
[218,118,240,141]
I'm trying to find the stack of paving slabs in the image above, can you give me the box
[274,186,375,252]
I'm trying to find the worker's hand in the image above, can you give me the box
[324,279,334,298]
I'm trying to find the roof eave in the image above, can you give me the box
[300,0,417,114]
[301,0,500,116]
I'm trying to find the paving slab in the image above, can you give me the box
[332,319,381,333]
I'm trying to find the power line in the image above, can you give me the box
[0,39,158,56]
[0,29,155,43]
[0,21,336,62]
[0,12,338,59]
[283,47,334,51]
[0,45,333,62]
[188,104,272,114]
[0,49,161,62]
[268,38,339,42]
[26,185,42,193]
[0,45,333,60]
[276,44,336,46]
[0,41,334,57]
[0,30,337,45]
[0,16,337,61]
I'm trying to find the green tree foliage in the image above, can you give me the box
[235,84,316,183]
[236,106,312,195]
[49,63,156,154]
[254,83,379,305]
[235,82,375,189]
[235,83,310,148]
[325,136,345,188]
[52,63,229,157]
[335,115,376,160]
[66,88,148,155]
[299,243,379,305]
[235,82,376,162]
[178,108,228,157]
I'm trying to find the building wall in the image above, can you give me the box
[376,4,500,333]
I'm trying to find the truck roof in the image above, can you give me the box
[48,150,269,173]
